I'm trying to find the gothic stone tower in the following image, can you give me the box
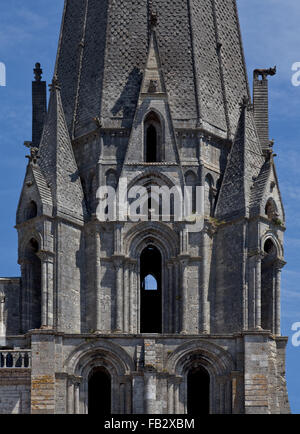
[0,0,290,414]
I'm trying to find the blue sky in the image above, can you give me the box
[0,0,299,413]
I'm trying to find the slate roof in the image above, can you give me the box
[55,0,249,137]
[216,102,265,220]
[38,78,87,222]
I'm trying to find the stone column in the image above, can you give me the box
[37,251,54,328]
[144,369,157,414]
[255,254,262,330]
[74,381,81,414]
[113,256,124,332]
[168,378,174,414]
[132,373,144,414]
[274,260,285,335]
[201,224,213,334]
[174,378,181,414]
[179,256,189,333]
[95,229,102,332]
[129,262,134,333]
[67,378,75,414]
[123,263,129,333]
[174,261,180,333]
[248,252,263,330]
[0,294,6,346]
[168,262,174,333]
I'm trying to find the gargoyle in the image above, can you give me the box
[253,66,276,80]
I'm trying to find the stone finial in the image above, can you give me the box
[49,74,61,92]
[253,66,276,80]
[34,62,43,82]
[25,146,40,165]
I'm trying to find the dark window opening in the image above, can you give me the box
[88,368,111,415]
[261,238,277,331]
[261,266,273,331]
[146,125,157,162]
[265,198,278,220]
[144,112,162,163]
[140,246,162,333]
[26,201,37,220]
[205,174,214,217]
[264,239,276,256]
[187,366,210,415]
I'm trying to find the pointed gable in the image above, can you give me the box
[140,32,165,95]
[16,151,53,225]
[250,157,285,222]
[123,32,179,165]
[216,99,264,220]
[38,77,86,223]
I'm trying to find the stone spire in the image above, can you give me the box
[215,97,264,220]
[55,0,249,138]
[38,76,86,222]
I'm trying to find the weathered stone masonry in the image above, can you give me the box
[0,0,290,414]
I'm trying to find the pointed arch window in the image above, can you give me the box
[25,200,38,221]
[204,174,215,217]
[261,238,278,332]
[144,112,163,163]
[265,198,278,221]
[140,245,162,332]
[143,274,158,291]
[22,238,41,331]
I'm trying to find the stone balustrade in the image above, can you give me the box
[0,350,31,368]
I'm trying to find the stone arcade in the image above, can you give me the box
[0,0,290,414]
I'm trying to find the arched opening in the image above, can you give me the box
[204,174,214,217]
[140,245,162,333]
[88,367,111,415]
[265,198,278,221]
[146,125,157,162]
[144,112,162,163]
[187,366,210,414]
[25,201,37,220]
[22,238,41,330]
[261,238,277,331]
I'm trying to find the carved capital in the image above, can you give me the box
[36,250,55,262]
[112,255,125,268]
